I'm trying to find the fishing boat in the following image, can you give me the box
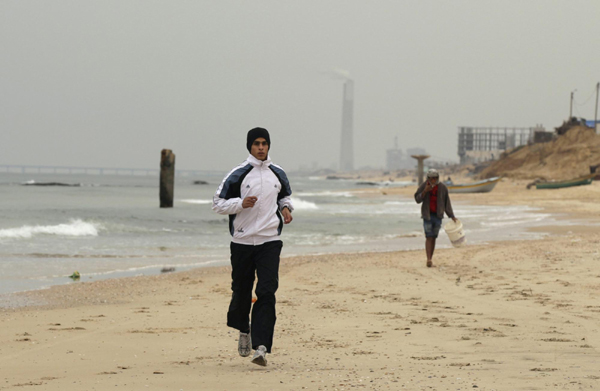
[447,177,502,194]
[535,173,595,189]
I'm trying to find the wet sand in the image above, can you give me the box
[2,180,600,390]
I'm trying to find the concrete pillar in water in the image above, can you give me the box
[160,149,175,208]
[411,155,430,185]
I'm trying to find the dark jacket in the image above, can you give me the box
[414,181,455,220]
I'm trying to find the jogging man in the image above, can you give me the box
[212,127,293,366]
[414,169,457,268]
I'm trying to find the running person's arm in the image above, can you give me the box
[277,195,293,214]
[279,196,293,224]
[212,185,244,215]
[212,164,253,215]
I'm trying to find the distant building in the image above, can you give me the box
[385,138,427,170]
[386,137,404,170]
[386,149,404,171]
[457,126,543,164]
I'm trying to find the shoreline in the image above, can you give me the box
[2,220,588,309]
[4,215,595,312]
[2,178,598,305]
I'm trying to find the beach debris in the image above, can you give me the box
[68,271,80,280]
[21,181,81,187]
[411,355,446,360]
[192,180,209,185]
[526,178,544,189]
[356,181,379,186]
[160,267,176,273]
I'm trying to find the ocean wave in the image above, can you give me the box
[480,216,547,228]
[288,233,367,246]
[0,219,101,239]
[295,191,354,198]
[180,199,212,204]
[291,197,318,210]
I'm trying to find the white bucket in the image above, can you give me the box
[444,219,466,247]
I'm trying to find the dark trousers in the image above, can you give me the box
[227,240,282,353]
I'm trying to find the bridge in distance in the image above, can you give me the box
[0,164,225,178]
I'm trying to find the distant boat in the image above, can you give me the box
[535,174,594,189]
[447,177,502,194]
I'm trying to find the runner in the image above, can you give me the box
[212,127,293,366]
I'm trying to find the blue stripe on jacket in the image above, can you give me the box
[219,164,254,199]
[269,165,292,200]
[219,164,253,236]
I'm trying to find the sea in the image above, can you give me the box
[0,171,566,298]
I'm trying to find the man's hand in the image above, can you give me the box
[452,217,458,223]
[242,196,258,208]
[423,181,434,193]
[421,181,434,198]
[281,207,293,224]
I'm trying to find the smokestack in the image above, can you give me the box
[340,79,354,171]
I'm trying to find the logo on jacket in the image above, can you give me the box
[237,228,244,233]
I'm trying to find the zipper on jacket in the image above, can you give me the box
[254,163,264,245]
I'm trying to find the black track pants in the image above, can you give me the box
[227,240,282,353]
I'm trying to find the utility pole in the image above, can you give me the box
[569,90,575,119]
[595,82,599,134]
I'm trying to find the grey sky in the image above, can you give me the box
[2,1,600,172]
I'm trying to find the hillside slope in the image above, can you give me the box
[479,126,600,180]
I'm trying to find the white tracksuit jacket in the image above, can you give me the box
[212,154,294,246]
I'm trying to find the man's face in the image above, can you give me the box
[250,137,269,161]
[428,176,439,185]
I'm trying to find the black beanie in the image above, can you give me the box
[246,127,271,152]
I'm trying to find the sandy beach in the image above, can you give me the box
[2,180,600,390]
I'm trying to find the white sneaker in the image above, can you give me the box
[251,345,268,366]
[238,332,252,357]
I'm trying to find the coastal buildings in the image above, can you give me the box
[386,139,427,171]
[457,126,544,164]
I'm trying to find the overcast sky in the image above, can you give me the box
[2,1,600,172]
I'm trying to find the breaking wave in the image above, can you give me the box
[180,199,212,204]
[0,219,101,239]
[291,197,318,210]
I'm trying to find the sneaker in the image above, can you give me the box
[238,332,252,357]
[251,345,268,366]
